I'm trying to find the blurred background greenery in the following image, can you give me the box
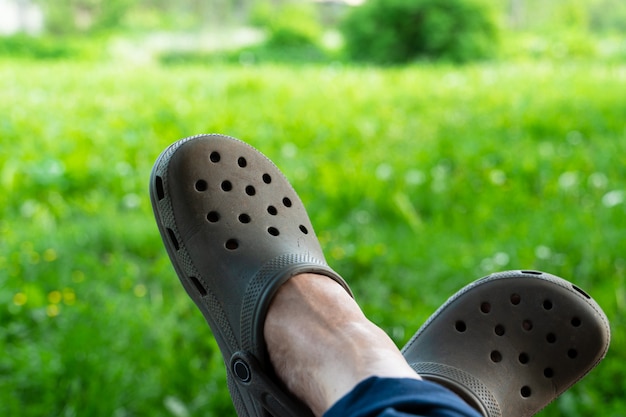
[1,0,625,416]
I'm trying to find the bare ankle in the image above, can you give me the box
[264,274,420,416]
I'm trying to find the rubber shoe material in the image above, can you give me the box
[150,134,352,417]
[402,270,610,417]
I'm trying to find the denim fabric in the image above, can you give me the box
[323,377,483,417]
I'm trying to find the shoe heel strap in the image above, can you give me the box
[230,351,315,417]
[412,362,501,417]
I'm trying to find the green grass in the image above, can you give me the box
[1,57,625,417]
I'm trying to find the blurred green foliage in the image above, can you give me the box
[588,0,626,32]
[5,0,624,65]
[24,0,626,35]
[340,0,498,64]
[0,34,106,60]
[38,0,135,35]
[1,56,626,416]
[251,1,322,47]
[1,1,626,416]
[504,0,626,34]
[0,34,77,59]
[234,1,329,64]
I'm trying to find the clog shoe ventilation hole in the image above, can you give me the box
[154,150,312,298]
[154,151,310,256]
[453,292,583,400]
[199,151,310,250]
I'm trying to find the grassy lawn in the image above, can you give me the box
[1,58,625,416]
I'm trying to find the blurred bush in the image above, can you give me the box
[0,35,86,59]
[251,1,322,49]
[160,1,332,65]
[340,0,499,64]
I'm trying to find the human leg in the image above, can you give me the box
[264,273,422,416]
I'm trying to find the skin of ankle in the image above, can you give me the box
[264,273,421,416]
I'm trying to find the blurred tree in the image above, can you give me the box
[589,0,626,32]
[29,0,626,36]
[36,0,134,34]
[32,0,262,33]
[503,0,626,34]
